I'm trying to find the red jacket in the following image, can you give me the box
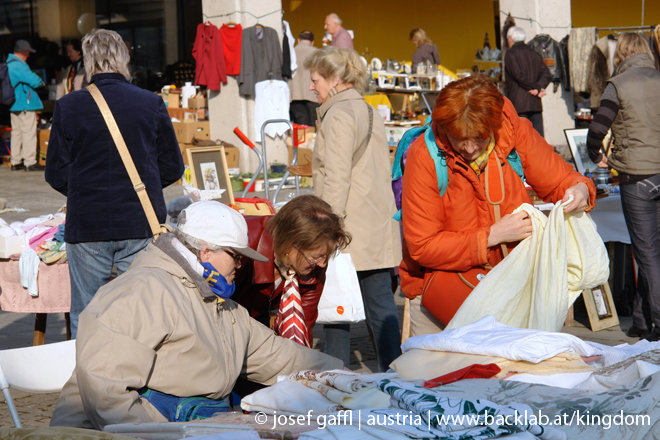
[192,22,227,91]
[232,216,326,343]
[400,98,596,322]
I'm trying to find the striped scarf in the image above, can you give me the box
[275,262,310,347]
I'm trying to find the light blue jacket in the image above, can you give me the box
[6,54,43,112]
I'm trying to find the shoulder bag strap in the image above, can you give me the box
[86,83,163,238]
[351,103,374,169]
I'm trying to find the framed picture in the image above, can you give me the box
[582,283,619,332]
[186,146,235,205]
[564,128,599,174]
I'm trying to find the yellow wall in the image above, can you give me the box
[572,0,660,38]
[283,0,497,73]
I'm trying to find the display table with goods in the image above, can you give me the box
[0,213,71,345]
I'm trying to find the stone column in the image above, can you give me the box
[202,0,288,175]
[499,0,574,147]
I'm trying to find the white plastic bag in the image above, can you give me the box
[316,253,366,324]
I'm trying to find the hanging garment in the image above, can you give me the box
[220,23,242,75]
[447,199,609,332]
[568,27,597,93]
[587,36,617,108]
[238,26,283,96]
[192,22,227,90]
[282,32,292,80]
[283,20,297,76]
[528,34,569,92]
[254,80,290,143]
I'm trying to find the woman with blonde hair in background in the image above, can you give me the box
[410,28,440,72]
[587,32,660,341]
[304,46,402,372]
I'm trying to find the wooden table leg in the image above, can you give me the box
[65,312,71,340]
[33,313,47,346]
[565,304,575,328]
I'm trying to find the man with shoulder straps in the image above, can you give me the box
[7,40,44,171]
[45,30,183,338]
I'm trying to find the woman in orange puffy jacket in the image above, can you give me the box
[400,74,596,336]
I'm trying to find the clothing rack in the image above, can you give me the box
[595,25,655,38]
[202,9,283,21]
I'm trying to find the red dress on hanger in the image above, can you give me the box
[192,22,227,90]
[220,23,243,76]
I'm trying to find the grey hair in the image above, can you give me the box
[173,229,223,259]
[507,26,526,43]
[327,13,342,25]
[82,29,131,82]
[303,46,368,94]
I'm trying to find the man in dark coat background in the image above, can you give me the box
[45,29,183,338]
[504,26,552,137]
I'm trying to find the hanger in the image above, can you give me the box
[226,21,238,27]
[205,20,212,26]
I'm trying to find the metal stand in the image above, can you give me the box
[259,119,293,201]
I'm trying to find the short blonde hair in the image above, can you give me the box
[613,32,653,69]
[303,46,368,94]
[410,28,432,47]
[82,29,131,82]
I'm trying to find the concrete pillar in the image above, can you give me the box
[499,0,574,147]
[164,0,179,66]
[201,0,288,175]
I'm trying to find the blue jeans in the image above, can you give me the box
[67,238,151,338]
[324,268,402,372]
[620,174,660,331]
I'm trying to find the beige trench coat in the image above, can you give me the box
[313,88,402,271]
[50,236,343,430]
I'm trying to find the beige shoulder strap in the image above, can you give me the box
[86,83,163,239]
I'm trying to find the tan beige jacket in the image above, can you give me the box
[289,43,318,103]
[50,235,342,430]
[313,88,402,271]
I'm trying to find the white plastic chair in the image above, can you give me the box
[0,339,76,428]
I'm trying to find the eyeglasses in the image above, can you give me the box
[222,248,242,265]
[293,244,326,267]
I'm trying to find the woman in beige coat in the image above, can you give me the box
[304,47,402,372]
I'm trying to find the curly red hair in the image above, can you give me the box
[432,74,504,140]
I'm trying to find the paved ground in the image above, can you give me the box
[0,164,641,429]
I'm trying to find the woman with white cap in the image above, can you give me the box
[50,201,343,430]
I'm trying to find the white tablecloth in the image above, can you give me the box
[590,194,629,244]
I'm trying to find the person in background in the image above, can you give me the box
[7,40,44,171]
[324,13,353,50]
[45,29,184,339]
[504,26,551,137]
[400,74,595,336]
[289,31,320,126]
[56,39,87,99]
[50,201,343,430]
[410,28,440,72]
[305,46,402,372]
[233,195,351,349]
[587,33,660,342]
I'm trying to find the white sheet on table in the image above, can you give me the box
[447,200,609,332]
[241,380,342,415]
[401,315,599,363]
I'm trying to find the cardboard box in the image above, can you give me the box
[188,95,208,109]
[224,146,239,168]
[172,121,210,144]
[167,107,206,121]
[287,147,313,167]
[38,129,50,166]
[168,90,181,109]
[0,235,24,259]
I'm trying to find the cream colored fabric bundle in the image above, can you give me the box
[447,199,609,332]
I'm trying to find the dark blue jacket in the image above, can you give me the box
[45,73,184,243]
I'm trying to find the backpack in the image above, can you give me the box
[0,59,18,106]
[391,118,525,221]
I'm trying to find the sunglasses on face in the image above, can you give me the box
[222,248,242,265]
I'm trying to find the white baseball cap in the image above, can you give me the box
[177,201,268,262]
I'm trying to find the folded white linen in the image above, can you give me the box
[401,315,598,363]
[284,370,395,409]
[241,380,342,415]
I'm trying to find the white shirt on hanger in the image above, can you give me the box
[254,80,290,143]
[283,20,297,76]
